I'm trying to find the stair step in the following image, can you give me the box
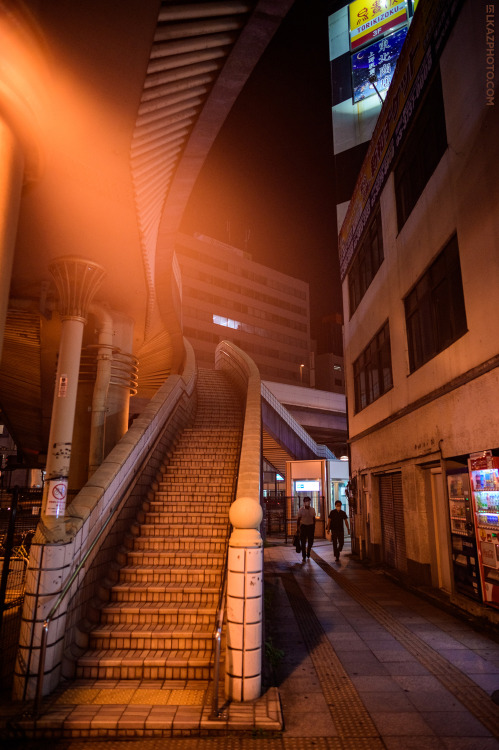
[141,513,229,525]
[108,582,219,604]
[120,550,224,567]
[126,536,228,553]
[142,506,231,518]
[89,625,215,652]
[99,602,217,626]
[119,566,222,585]
[131,524,229,538]
[76,650,213,681]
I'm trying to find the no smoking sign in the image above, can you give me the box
[46,479,68,518]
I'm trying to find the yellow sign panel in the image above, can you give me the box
[349,0,408,49]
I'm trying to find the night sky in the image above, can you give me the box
[181,0,342,323]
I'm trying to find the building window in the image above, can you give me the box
[404,234,467,373]
[348,209,384,316]
[395,70,447,229]
[353,321,393,412]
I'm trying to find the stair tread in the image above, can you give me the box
[78,649,213,664]
[101,602,217,613]
[91,624,213,635]
[110,581,219,591]
[120,565,222,573]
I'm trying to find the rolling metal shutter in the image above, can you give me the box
[379,472,407,572]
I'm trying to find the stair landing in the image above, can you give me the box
[9,679,282,738]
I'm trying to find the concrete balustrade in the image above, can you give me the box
[14,340,197,701]
[215,341,263,702]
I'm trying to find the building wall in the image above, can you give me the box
[176,233,311,385]
[339,0,499,608]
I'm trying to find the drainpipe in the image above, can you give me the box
[88,304,114,477]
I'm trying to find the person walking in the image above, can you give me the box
[297,496,316,562]
[327,500,350,562]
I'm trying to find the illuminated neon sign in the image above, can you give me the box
[349,0,408,50]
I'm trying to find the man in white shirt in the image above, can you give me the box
[297,496,316,562]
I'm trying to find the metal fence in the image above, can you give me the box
[0,487,42,694]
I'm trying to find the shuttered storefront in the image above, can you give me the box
[379,472,407,572]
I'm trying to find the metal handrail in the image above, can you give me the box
[33,420,173,716]
[210,526,231,719]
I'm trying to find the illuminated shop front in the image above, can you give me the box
[285,459,349,539]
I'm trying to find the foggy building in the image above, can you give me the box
[330,0,499,618]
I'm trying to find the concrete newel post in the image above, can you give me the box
[226,495,263,702]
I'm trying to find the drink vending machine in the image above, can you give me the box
[446,468,481,601]
[468,454,499,607]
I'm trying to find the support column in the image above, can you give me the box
[225,497,263,702]
[41,258,105,536]
[0,117,24,362]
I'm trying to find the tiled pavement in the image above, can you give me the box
[2,539,499,748]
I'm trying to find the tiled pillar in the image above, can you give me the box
[226,498,263,701]
[13,537,75,701]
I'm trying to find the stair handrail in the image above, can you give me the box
[32,338,197,713]
[33,415,177,716]
[210,522,232,719]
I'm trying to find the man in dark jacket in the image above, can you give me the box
[327,500,350,562]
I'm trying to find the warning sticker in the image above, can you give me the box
[45,479,68,517]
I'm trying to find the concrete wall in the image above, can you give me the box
[341,0,499,605]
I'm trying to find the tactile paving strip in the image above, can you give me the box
[64,734,379,749]
[311,550,499,738]
[280,571,384,748]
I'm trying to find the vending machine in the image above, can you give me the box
[468,453,499,608]
[446,468,481,601]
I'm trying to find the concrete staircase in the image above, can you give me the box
[76,368,243,682]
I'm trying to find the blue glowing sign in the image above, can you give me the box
[352,26,408,103]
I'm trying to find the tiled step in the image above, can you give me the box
[130,523,229,538]
[88,624,215,652]
[119,566,222,586]
[117,549,225,568]
[142,500,231,515]
[107,582,219,604]
[76,650,213,681]
[153,485,236,496]
[99,602,217,627]
[125,536,228,553]
[149,492,233,503]
[162,467,238,478]
[139,512,230,525]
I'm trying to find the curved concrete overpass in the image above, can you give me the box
[0,0,294,465]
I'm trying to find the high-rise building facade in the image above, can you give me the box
[331,0,499,618]
[176,233,312,385]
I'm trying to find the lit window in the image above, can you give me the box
[213,314,241,330]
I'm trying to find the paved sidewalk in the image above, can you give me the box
[265,538,499,748]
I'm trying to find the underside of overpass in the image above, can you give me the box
[0,0,297,477]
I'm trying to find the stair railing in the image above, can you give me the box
[210,523,232,719]
[33,418,174,716]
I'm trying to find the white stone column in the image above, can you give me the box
[41,258,105,535]
[0,117,24,362]
[225,497,263,702]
